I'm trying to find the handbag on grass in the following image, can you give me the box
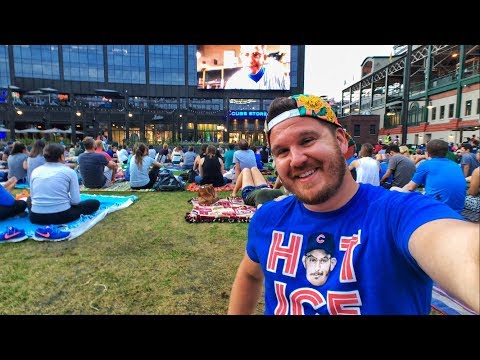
[197,184,219,205]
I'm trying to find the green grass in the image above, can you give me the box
[0,189,265,315]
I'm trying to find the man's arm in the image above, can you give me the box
[390,180,418,193]
[402,180,419,192]
[227,252,264,315]
[409,219,479,313]
[380,168,393,183]
[463,163,470,178]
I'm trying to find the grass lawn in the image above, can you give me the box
[0,189,265,315]
[0,187,440,315]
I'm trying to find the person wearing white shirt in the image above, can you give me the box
[117,145,129,164]
[28,143,100,225]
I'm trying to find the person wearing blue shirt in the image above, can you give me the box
[391,139,466,214]
[227,94,479,315]
[0,176,27,220]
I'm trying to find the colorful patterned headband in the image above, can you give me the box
[267,94,344,133]
[266,94,355,159]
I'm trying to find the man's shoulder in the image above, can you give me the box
[79,152,105,161]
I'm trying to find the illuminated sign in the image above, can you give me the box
[229,110,267,118]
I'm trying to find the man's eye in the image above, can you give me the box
[275,149,287,157]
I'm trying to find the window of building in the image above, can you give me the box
[354,124,360,137]
[431,107,436,120]
[149,45,185,86]
[107,45,146,84]
[151,97,177,110]
[465,100,472,116]
[189,98,223,111]
[13,45,60,80]
[63,45,104,82]
[229,99,259,111]
[187,45,197,86]
[440,105,445,119]
[448,103,454,118]
[477,99,480,115]
[0,45,9,89]
[369,124,376,135]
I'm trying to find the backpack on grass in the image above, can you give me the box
[153,169,185,191]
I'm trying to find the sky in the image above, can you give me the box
[303,45,394,101]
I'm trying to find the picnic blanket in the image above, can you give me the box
[162,164,184,171]
[431,283,477,315]
[185,197,256,223]
[0,194,137,241]
[14,183,30,189]
[80,180,154,192]
[186,183,235,192]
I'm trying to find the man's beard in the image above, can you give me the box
[284,146,346,206]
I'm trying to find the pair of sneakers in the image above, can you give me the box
[0,225,71,242]
[33,225,71,241]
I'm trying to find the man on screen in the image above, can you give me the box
[224,45,289,90]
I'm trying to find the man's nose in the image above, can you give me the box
[290,147,307,167]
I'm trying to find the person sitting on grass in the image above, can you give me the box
[195,145,231,187]
[129,142,163,190]
[24,139,46,186]
[231,167,286,208]
[28,143,100,225]
[78,137,118,189]
[0,176,27,220]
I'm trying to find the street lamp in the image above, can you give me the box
[401,45,412,145]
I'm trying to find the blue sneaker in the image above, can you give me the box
[0,226,28,243]
[33,225,71,241]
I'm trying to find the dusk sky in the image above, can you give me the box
[304,45,394,101]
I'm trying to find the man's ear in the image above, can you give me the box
[335,128,349,154]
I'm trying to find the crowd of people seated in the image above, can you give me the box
[4,134,476,224]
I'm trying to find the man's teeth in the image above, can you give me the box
[299,169,315,178]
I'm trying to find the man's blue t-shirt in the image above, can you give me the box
[246,184,463,315]
[411,158,466,213]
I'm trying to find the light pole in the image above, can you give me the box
[401,45,412,145]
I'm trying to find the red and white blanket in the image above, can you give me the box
[185,197,256,223]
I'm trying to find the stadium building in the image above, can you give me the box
[340,45,479,146]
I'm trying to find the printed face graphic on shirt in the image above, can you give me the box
[302,248,337,287]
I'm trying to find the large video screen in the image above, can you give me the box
[196,45,291,90]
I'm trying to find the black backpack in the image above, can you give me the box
[153,169,185,191]
[187,169,198,183]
